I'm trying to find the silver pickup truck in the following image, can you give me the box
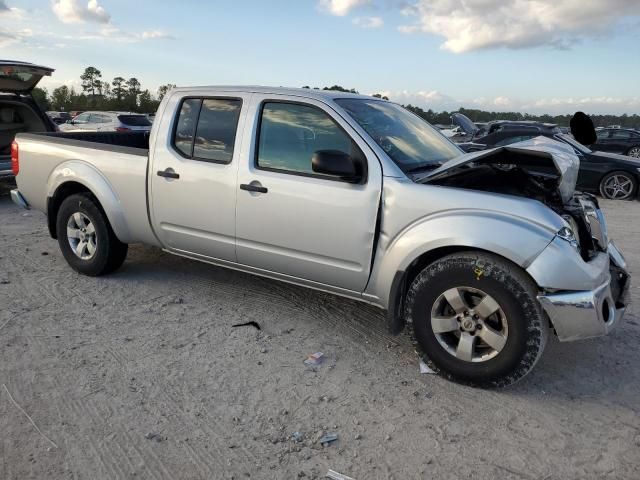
[11,86,630,387]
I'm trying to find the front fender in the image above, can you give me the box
[365,210,556,308]
[47,160,133,243]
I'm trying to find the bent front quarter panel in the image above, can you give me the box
[16,136,158,245]
[364,178,564,307]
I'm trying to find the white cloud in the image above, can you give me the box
[353,16,383,28]
[399,0,640,53]
[52,0,110,24]
[318,0,369,16]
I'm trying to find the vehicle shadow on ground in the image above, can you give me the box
[110,244,639,402]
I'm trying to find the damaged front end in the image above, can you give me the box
[419,136,630,341]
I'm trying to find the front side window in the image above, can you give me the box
[257,102,356,175]
[335,99,461,173]
[172,97,242,162]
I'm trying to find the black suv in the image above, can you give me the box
[0,61,57,178]
[452,113,640,200]
[592,128,640,158]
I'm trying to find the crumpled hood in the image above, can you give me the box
[422,136,580,204]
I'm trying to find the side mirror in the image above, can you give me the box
[311,150,361,182]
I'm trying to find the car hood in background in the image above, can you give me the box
[0,61,54,93]
[421,136,580,204]
[451,112,479,135]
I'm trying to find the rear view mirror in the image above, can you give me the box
[311,150,361,182]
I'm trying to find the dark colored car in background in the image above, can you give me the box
[452,113,640,200]
[0,61,57,178]
[592,128,640,158]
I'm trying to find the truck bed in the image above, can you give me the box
[20,131,149,155]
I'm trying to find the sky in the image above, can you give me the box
[1,0,640,115]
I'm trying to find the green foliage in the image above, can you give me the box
[40,66,163,114]
[404,105,640,129]
[31,87,50,111]
[157,84,176,101]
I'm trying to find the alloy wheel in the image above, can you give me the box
[430,286,508,363]
[603,174,634,200]
[67,212,98,260]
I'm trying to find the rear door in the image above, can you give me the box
[234,94,382,292]
[149,91,250,262]
[0,61,53,93]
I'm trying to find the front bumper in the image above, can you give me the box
[10,189,29,209]
[538,242,630,342]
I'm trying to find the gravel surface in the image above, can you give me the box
[1,180,639,479]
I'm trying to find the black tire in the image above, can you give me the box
[56,193,128,276]
[405,251,548,388]
[625,146,640,158]
[599,171,638,200]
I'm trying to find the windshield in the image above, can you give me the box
[556,133,591,154]
[335,99,462,172]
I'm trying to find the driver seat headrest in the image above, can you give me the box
[570,111,597,146]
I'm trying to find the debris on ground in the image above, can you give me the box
[304,352,324,366]
[326,469,355,480]
[144,432,164,442]
[419,360,435,374]
[231,321,261,330]
[291,431,303,443]
[319,432,338,447]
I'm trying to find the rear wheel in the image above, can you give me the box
[56,193,128,276]
[626,146,640,158]
[599,171,637,200]
[404,252,548,388]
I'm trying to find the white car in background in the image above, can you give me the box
[61,111,152,133]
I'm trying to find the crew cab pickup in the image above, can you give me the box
[11,87,630,387]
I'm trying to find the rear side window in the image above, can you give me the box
[172,97,242,163]
[257,102,354,175]
[118,115,151,127]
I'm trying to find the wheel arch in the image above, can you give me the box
[386,246,541,335]
[46,161,132,242]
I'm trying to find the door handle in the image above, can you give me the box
[157,168,179,179]
[240,182,268,194]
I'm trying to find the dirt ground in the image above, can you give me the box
[1,179,639,480]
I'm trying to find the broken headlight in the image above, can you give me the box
[558,216,580,252]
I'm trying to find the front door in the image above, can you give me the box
[149,92,250,261]
[235,95,382,292]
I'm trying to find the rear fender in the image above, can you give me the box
[47,160,132,242]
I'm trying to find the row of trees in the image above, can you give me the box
[31,72,640,128]
[404,105,640,129]
[32,66,176,114]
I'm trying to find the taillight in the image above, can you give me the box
[115,127,131,132]
[11,141,19,176]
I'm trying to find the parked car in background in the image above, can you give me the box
[452,113,640,200]
[62,111,152,133]
[146,113,156,123]
[10,87,629,387]
[0,60,57,178]
[591,128,640,158]
[46,111,71,125]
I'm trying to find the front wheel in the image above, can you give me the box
[599,171,638,200]
[405,252,548,388]
[56,193,128,276]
